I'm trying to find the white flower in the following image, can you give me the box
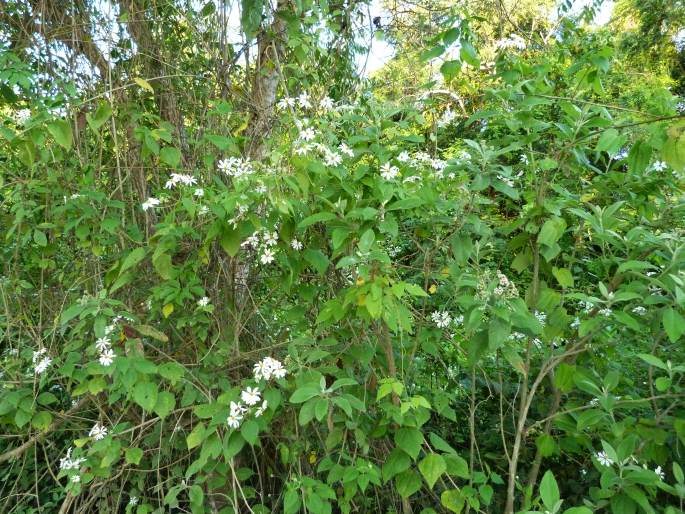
[142,197,161,211]
[496,34,526,50]
[260,249,275,265]
[32,348,47,364]
[324,150,342,167]
[339,142,354,157]
[319,96,334,110]
[614,148,629,160]
[128,496,139,506]
[98,348,115,367]
[255,400,268,417]
[35,357,52,375]
[15,108,31,124]
[571,317,581,329]
[218,157,254,178]
[198,205,209,216]
[380,162,400,180]
[295,143,312,155]
[71,475,81,483]
[263,231,278,246]
[397,151,410,163]
[194,188,204,197]
[254,357,287,381]
[227,413,242,429]
[230,401,247,416]
[95,337,111,352]
[197,296,210,307]
[631,306,647,316]
[59,448,86,471]
[497,174,514,187]
[520,154,529,165]
[291,239,303,251]
[651,161,667,172]
[437,108,457,127]
[403,175,421,183]
[277,97,295,110]
[431,311,452,329]
[595,451,613,467]
[599,308,612,317]
[297,91,311,109]
[165,173,197,189]
[88,423,108,441]
[655,466,665,479]
[241,387,261,406]
[298,127,317,141]
[534,311,547,325]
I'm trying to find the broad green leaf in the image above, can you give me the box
[418,453,446,489]
[133,382,159,412]
[395,427,423,460]
[160,146,181,168]
[47,119,72,150]
[120,247,147,274]
[153,391,175,418]
[441,489,465,513]
[125,447,143,465]
[134,77,154,93]
[540,470,560,509]
[662,308,685,343]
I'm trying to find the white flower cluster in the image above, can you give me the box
[380,162,400,180]
[93,315,130,367]
[535,311,547,326]
[88,422,108,441]
[164,173,197,189]
[59,447,86,471]
[15,108,31,124]
[226,357,284,429]
[197,296,211,307]
[142,197,161,211]
[631,306,647,316]
[218,156,254,178]
[494,271,518,298]
[496,34,526,50]
[431,310,452,328]
[253,356,287,381]
[277,92,335,113]
[595,451,612,467]
[33,348,52,376]
[651,161,668,172]
[437,107,457,128]
[241,228,279,265]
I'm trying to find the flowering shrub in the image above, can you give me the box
[2,1,685,513]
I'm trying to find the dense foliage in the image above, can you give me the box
[2,1,685,513]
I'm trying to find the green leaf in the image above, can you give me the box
[395,469,422,498]
[420,45,445,61]
[284,488,301,514]
[153,391,175,418]
[125,447,144,465]
[460,41,480,67]
[289,384,320,403]
[120,247,147,275]
[628,141,652,174]
[241,419,259,445]
[596,128,619,153]
[47,119,72,150]
[395,427,423,460]
[240,0,264,40]
[31,411,53,431]
[441,489,465,513]
[186,422,206,449]
[133,382,159,412]
[86,102,112,130]
[298,212,337,230]
[538,217,566,248]
[444,454,469,478]
[540,470,560,509]
[552,267,574,288]
[418,453,446,489]
[441,60,461,81]
[662,308,685,343]
[382,449,411,481]
[159,362,186,384]
[303,249,329,275]
[33,229,47,247]
[160,147,181,168]
[220,226,241,257]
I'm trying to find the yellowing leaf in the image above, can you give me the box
[134,77,154,93]
[162,303,174,318]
